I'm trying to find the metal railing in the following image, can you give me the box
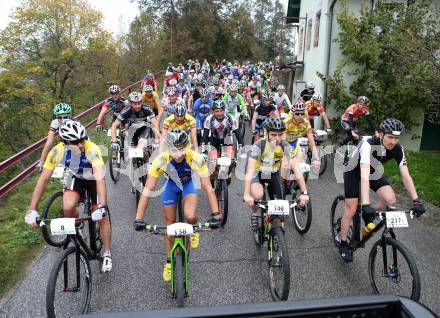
[0,80,142,198]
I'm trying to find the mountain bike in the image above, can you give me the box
[253,198,293,301]
[282,164,313,234]
[297,136,327,180]
[38,205,111,317]
[140,195,220,307]
[330,195,421,300]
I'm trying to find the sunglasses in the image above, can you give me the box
[294,112,305,116]
[66,138,85,145]
[111,93,119,96]
[57,115,71,120]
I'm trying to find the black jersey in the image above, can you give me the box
[116,105,155,126]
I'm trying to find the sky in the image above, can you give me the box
[0,0,289,35]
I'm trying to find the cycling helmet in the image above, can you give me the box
[259,69,265,75]
[277,84,285,91]
[128,91,143,103]
[312,93,322,102]
[212,100,225,110]
[165,129,189,148]
[59,120,87,142]
[145,70,153,78]
[169,79,177,86]
[290,100,307,112]
[229,84,238,91]
[357,95,369,105]
[143,85,153,92]
[227,75,234,80]
[53,103,72,117]
[379,118,405,136]
[109,85,121,94]
[239,79,247,87]
[167,87,177,96]
[165,71,173,77]
[263,117,286,132]
[306,81,315,89]
[173,102,187,116]
[262,92,274,100]
[200,88,210,97]
[197,74,204,82]
[213,78,220,85]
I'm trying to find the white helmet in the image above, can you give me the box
[306,81,315,89]
[169,79,177,86]
[277,84,285,91]
[312,93,322,102]
[165,71,173,77]
[109,85,121,94]
[59,120,87,142]
[128,92,143,103]
[227,75,234,80]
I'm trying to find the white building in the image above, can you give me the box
[287,0,437,151]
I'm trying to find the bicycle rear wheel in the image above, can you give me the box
[42,191,68,247]
[292,196,312,234]
[108,147,121,183]
[330,195,351,247]
[368,237,421,301]
[216,179,229,227]
[318,147,327,176]
[46,247,92,318]
[269,226,290,301]
[174,251,185,308]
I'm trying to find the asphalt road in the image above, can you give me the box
[1,133,440,317]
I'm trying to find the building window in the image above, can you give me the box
[306,18,312,50]
[314,11,321,47]
[299,27,304,55]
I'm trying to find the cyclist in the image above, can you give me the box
[188,80,204,111]
[111,92,160,151]
[25,120,112,272]
[284,101,321,169]
[159,87,185,124]
[300,81,315,102]
[96,85,129,132]
[141,70,158,92]
[338,118,426,262]
[243,118,309,229]
[176,78,191,103]
[248,75,262,98]
[38,103,73,171]
[273,84,292,114]
[222,84,249,121]
[192,88,213,143]
[251,92,279,142]
[162,102,198,150]
[306,93,332,132]
[133,129,220,282]
[208,78,224,100]
[341,96,378,144]
[142,84,161,116]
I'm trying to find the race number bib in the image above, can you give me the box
[386,211,408,228]
[50,218,76,235]
[267,200,290,216]
[167,222,194,236]
[51,166,65,179]
[128,148,144,158]
[217,157,232,166]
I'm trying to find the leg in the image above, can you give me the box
[374,184,396,211]
[340,198,358,241]
[62,190,80,218]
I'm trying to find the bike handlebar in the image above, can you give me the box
[142,220,221,235]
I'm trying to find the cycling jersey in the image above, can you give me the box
[222,93,248,118]
[142,76,157,89]
[117,105,155,127]
[161,97,185,115]
[103,97,129,114]
[344,136,407,198]
[306,100,325,117]
[163,114,196,134]
[142,91,161,110]
[255,103,277,127]
[249,138,293,171]
[341,104,370,121]
[203,114,238,139]
[208,86,224,99]
[193,97,213,129]
[248,80,261,94]
[177,84,190,97]
[284,114,312,142]
[44,141,104,178]
[273,93,292,112]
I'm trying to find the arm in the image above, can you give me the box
[202,128,210,145]
[399,165,419,200]
[94,165,107,205]
[157,103,165,124]
[190,126,198,151]
[360,163,371,205]
[96,104,110,126]
[365,114,378,136]
[243,158,256,206]
[290,157,309,205]
[306,129,320,167]
[321,110,331,129]
[150,117,160,140]
[39,130,56,165]
[251,111,257,131]
[111,119,121,143]
[135,175,159,220]
[29,168,53,212]
[238,95,248,117]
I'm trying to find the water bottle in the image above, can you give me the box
[362,222,376,238]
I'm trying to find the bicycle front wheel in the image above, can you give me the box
[330,195,350,247]
[108,147,121,183]
[293,197,312,234]
[269,226,290,301]
[46,247,92,318]
[216,179,229,227]
[42,191,68,247]
[368,237,421,301]
[319,147,328,176]
[174,251,185,308]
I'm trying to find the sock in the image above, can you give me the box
[103,250,111,258]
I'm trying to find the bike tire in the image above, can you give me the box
[41,191,68,247]
[217,179,229,227]
[46,247,92,318]
[330,195,348,247]
[368,237,421,301]
[293,195,312,234]
[175,251,185,308]
[108,148,121,183]
[319,149,328,176]
[269,226,290,301]
[240,121,246,140]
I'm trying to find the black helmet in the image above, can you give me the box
[262,92,274,100]
[263,117,286,132]
[379,118,405,136]
[165,129,189,148]
[212,100,225,110]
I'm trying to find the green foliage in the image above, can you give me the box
[321,0,440,132]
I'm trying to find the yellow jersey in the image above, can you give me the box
[163,114,196,133]
[284,113,312,142]
[142,91,160,110]
[249,138,297,171]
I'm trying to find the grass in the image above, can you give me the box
[384,151,440,207]
[0,128,110,299]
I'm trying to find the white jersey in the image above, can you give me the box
[161,97,185,114]
[203,114,238,139]
[273,93,292,109]
[208,86,224,99]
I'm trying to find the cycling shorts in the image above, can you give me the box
[162,179,197,206]
[251,171,284,200]
[343,166,390,199]
[64,175,98,205]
